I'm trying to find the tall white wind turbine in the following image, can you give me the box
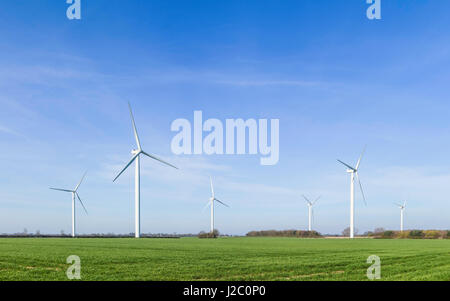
[113,102,178,238]
[302,195,320,231]
[50,172,88,237]
[204,176,229,233]
[337,147,367,239]
[394,201,406,232]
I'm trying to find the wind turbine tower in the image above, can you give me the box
[50,172,88,237]
[302,195,320,231]
[113,103,178,238]
[395,201,407,232]
[337,147,367,239]
[204,176,229,233]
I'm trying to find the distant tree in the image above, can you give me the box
[374,227,385,234]
[245,230,321,238]
[382,230,395,238]
[342,227,359,236]
[342,227,350,237]
[198,229,220,239]
[409,230,424,239]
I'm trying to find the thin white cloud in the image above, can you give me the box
[367,166,450,202]
[0,65,104,86]
[214,79,322,87]
[0,125,21,137]
[0,57,332,93]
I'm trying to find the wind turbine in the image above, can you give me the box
[302,195,320,231]
[50,172,88,237]
[394,201,406,232]
[204,176,229,234]
[113,102,178,238]
[337,147,367,239]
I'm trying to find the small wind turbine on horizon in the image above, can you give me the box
[394,201,407,232]
[337,147,367,239]
[50,172,88,237]
[302,195,320,232]
[204,176,229,233]
[113,102,178,238]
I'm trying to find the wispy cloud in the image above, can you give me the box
[0,56,331,93]
[0,125,21,137]
[367,166,450,202]
[0,65,105,87]
[214,79,322,87]
[101,155,231,184]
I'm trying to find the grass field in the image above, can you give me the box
[0,237,449,281]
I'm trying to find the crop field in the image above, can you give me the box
[0,237,449,281]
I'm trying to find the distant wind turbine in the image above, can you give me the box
[50,172,88,237]
[204,176,229,233]
[394,201,406,232]
[302,195,320,231]
[113,102,178,238]
[337,147,367,239]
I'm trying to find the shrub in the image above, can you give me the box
[301,231,321,238]
[372,230,447,239]
[423,230,441,239]
[245,230,322,238]
[382,231,395,239]
[409,230,424,239]
[374,228,385,234]
[198,229,219,239]
[395,231,410,239]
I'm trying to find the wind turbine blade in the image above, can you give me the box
[403,201,407,208]
[76,193,88,215]
[394,202,402,207]
[113,153,139,182]
[210,176,215,198]
[356,172,367,206]
[74,171,87,192]
[49,188,73,193]
[313,196,321,205]
[202,200,212,212]
[215,198,230,208]
[355,146,366,171]
[141,151,178,170]
[337,160,355,171]
[128,102,142,150]
[302,195,311,205]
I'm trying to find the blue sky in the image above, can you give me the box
[1,0,450,235]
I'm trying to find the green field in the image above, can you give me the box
[0,237,449,281]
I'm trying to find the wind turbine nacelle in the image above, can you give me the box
[131,149,140,155]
